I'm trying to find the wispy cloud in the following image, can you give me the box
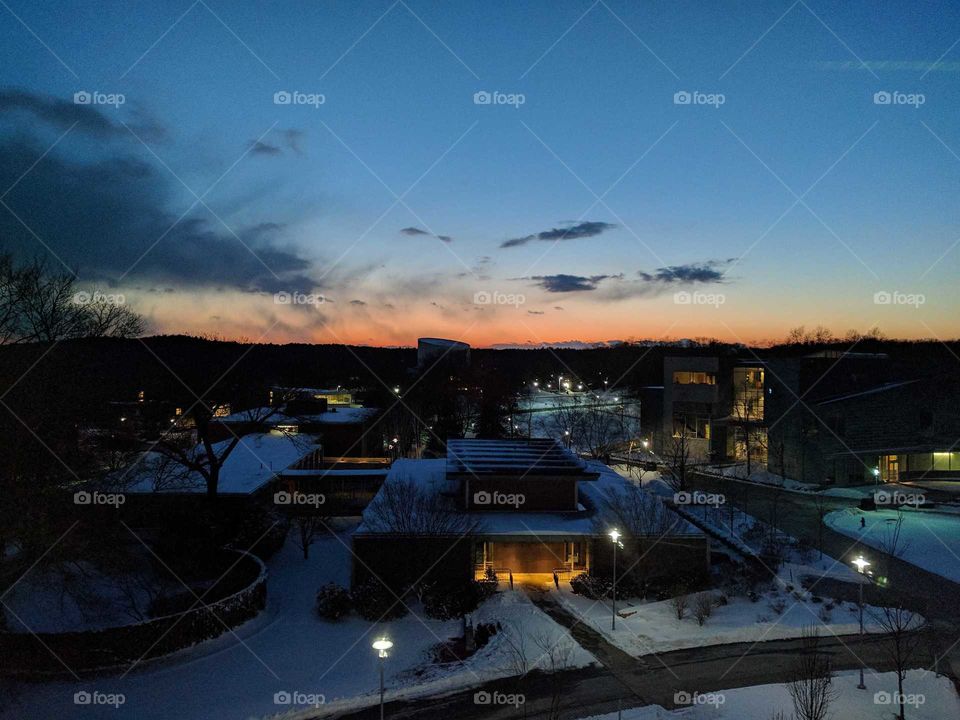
[501,221,616,248]
[400,226,453,242]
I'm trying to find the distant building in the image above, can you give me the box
[660,355,767,466]
[416,337,470,368]
[351,438,707,591]
[766,352,960,485]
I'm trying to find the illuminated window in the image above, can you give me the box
[672,413,710,439]
[137,390,145,402]
[673,371,717,385]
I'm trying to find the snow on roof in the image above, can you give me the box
[446,438,591,476]
[218,405,377,425]
[124,431,319,495]
[355,456,701,537]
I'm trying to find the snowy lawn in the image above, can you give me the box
[1,523,592,720]
[703,464,818,492]
[825,507,960,583]
[554,580,884,658]
[576,669,960,720]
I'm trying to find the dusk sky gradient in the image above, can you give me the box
[1,0,959,347]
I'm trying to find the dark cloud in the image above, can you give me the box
[249,129,304,157]
[0,88,164,141]
[527,310,545,315]
[501,221,616,248]
[349,299,367,306]
[400,226,453,242]
[0,134,317,294]
[250,140,282,156]
[637,260,733,285]
[529,274,617,293]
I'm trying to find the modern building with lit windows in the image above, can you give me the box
[660,355,767,466]
[765,351,960,485]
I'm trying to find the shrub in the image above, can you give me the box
[570,573,612,600]
[671,592,689,620]
[316,583,352,620]
[422,579,497,620]
[352,579,408,621]
[693,592,714,626]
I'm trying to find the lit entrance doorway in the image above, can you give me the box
[880,454,900,483]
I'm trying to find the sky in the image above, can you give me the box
[1,0,959,347]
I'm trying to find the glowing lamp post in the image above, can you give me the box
[372,638,393,719]
[609,529,621,630]
[852,556,870,689]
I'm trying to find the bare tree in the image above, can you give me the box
[693,592,713,626]
[787,626,836,720]
[291,514,327,560]
[362,475,482,536]
[869,604,924,720]
[660,430,692,493]
[877,509,911,580]
[153,401,297,498]
[0,254,143,344]
[531,631,576,720]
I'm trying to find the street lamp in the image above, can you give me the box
[609,529,621,630]
[372,638,393,719]
[852,556,870,689]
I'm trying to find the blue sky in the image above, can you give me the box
[1,0,959,345]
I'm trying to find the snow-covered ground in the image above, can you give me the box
[0,524,593,720]
[576,669,960,720]
[702,464,817,492]
[825,507,960,583]
[554,581,883,657]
